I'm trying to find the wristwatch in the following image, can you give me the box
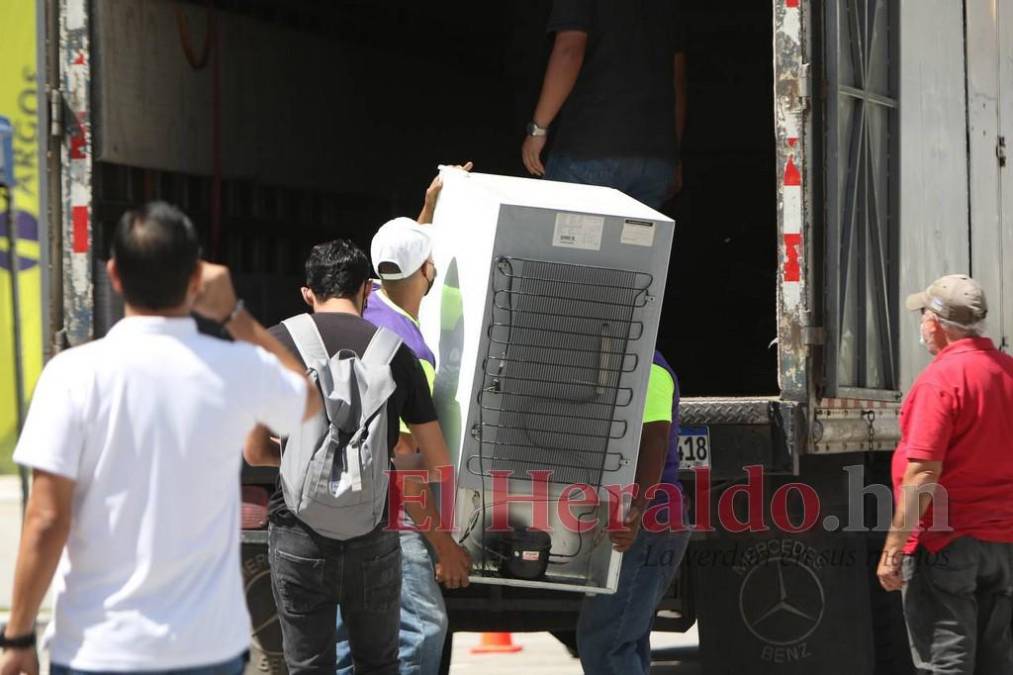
[526,121,549,137]
[0,625,36,650]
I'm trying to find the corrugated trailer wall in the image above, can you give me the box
[897,0,970,392]
[967,0,1013,359]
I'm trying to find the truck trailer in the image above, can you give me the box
[25,0,1013,673]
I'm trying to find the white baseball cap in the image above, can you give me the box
[370,217,433,280]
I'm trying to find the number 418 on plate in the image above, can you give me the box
[677,425,710,470]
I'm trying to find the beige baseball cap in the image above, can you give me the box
[370,217,433,280]
[905,274,988,325]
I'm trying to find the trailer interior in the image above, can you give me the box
[91,0,777,398]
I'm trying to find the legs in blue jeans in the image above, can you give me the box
[396,530,449,674]
[50,654,247,675]
[543,155,676,210]
[338,530,448,675]
[577,528,690,675]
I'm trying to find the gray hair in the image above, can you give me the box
[929,312,986,338]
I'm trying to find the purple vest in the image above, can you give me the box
[363,283,436,368]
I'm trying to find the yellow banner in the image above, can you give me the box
[0,0,44,472]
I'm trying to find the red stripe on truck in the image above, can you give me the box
[784,233,802,282]
[784,156,801,187]
[69,115,88,160]
[72,206,89,253]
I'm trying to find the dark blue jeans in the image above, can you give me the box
[577,528,690,675]
[544,154,676,210]
[269,521,401,675]
[50,654,246,675]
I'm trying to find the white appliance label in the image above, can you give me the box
[621,219,656,246]
[553,213,604,251]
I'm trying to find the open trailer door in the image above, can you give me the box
[806,0,908,456]
[818,0,900,403]
[812,0,978,455]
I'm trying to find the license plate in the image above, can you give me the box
[677,425,711,469]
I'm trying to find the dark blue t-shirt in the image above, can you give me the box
[547,0,687,160]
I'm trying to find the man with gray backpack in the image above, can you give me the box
[243,239,470,675]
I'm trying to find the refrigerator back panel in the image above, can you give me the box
[419,171,675,593]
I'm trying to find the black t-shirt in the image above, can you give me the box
[547,0,686,160]
[266,312,438,523]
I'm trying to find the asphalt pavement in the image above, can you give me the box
[450,628,701,674]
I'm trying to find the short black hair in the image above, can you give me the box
[305,239,371,300]
[112,201,200,310]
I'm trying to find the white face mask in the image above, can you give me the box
[919,316,937,353]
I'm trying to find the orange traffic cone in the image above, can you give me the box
[471,632,523,654]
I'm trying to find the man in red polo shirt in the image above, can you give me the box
[877,274,1013,673]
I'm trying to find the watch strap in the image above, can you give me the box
[526,121,548,137]
[0,625,36,649]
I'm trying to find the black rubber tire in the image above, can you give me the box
[242,544,288,675]
[868,542,916,675]
[864,457,916,675]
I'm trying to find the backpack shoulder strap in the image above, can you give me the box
[362,327,403,368]
[282,314,329,366]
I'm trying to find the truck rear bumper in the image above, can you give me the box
[680,397,803,479]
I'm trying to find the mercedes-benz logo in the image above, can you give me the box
[738,556,825,646]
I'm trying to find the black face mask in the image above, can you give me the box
[424,264,437,296]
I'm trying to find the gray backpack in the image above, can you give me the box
[278,314,402,540]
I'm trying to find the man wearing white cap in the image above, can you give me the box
[334,169,469,675]
[877,274,1013,673]
[366,218,440,391]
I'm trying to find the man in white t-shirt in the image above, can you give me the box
[0,202,320,675]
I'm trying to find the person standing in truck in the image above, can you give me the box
[576,350,690,675]
[243,239,471,675]
[877,274,1013,673]
[521,0,688,209]
[0,202,320,675]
